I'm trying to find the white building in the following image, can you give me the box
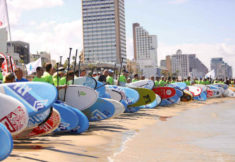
[133,23,158,77]
[211,58,232,79]
[82,0,126,65]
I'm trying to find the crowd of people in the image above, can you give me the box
[0,55,234,87]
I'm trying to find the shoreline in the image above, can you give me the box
[5,97,235,162]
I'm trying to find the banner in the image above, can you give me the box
[0,0,7,29]
[205,69,215,79]
[0,52,8,75]
[26,58,42,75]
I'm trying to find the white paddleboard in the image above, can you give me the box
[103,98,125,117]
[194,84,207,92]
[106,89,122,101]
[127,80,154,90]
[187,86,202,96]
[59,85,98,111]
[223,89,235,97]
[0,93,28,136]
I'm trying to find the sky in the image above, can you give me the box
[5,0,235,76]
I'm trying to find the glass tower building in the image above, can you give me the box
[82,0,126,65]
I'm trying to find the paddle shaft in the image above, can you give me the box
[56,63,59,99]
[64,48,72,101]
[117,57,124,86]
[72,49,78,84]
[9,56,13,72]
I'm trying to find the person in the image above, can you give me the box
[80,69,87,77]
[140,76,145,80]
[53,67,65,86]
[98,69,108,83]
[185,77,191,86]
[106,69,114,85]
[42,63,54,84]
[4,73,15,83]
[0,56,5,83]
[32,67,46,82]
[59,71,74,86]
[132,74,139,82]
[154,77,160,87]
[150,76,154,82]
[15,68,28,82]
[118,70,128,86]
[159,77,166,87]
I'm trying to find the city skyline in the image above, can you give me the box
[4,0,235,76]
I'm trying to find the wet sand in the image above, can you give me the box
[5,97,235,162]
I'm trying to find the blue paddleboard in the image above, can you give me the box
[194,91,207,101]
[53,102,79,133]
[0,123,13,161]
[0,82,57,128]
[74,77,97,89]
[107,85,139,105]
[125,106,142,113]
[82,98,115,122]
[169,82,187,90]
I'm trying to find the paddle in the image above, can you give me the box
[64,48,72,101]
[56,62,59,98]
[117,57,124,86]
[9,56,13,72]
[72,49,78,84]
[78,55,81,77]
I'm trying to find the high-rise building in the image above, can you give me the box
[170,49,208,79]
[133,23,158,77]
[160,60,166,68]
[7,41,30,64]
[30,51,51,66]
[82,0,126,65]
[211,58,232,79]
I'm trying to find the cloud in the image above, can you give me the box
[7,0,64,25]
[12,20,83,63]
[8,0,64,10]
[168,0,189,4]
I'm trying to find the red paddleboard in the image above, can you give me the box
[14,109,60,139]
[206,89,214,98]
[152,87,176,99]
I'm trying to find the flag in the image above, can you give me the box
[0,52,8,75]
[0,0,7,29]
[205,69,215,79]
[26,58,42,75]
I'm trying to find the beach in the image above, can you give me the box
[5,97,235,162]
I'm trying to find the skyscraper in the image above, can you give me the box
[211,58,232,79]
[82,0,126,65]
[133,23,158,77]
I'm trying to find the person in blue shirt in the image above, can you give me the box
[15,68,28,82]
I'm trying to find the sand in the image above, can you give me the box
[5,97,235,162]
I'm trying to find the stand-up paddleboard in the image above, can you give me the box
[0,93,28,136]
[223,89,235,97]
[0,123,13,161]
[0,82,57,128]
[187,86,202,97]
[120,100,128,111]
[140,94,161,109]
[181,89,193,102]
[169,82,187,90]
[207,85,223,98]
[174,88,184,98]
[229,86,235,92]
[152,87,176,99]
[28,107,52,128]
[59,85,98,111]
[69,107,89,134]
[194,84,207,92]
[15,109,61,139]
[107,85,139,105]
[74,77,97,89]
[96,81,106,97]
[53,102,79,133]
[103,98,125,117]
[129,88,156,107]
[125,106,142,113]
[127,80,154,90]
[214,84,228,90]
[83,98,115,122]
[194,91,207,101]
[106,89,122,101]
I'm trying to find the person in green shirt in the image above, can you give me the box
[185,77,191,86]
[132,74,139,83]
[42,63,54,85]
[118,70,128,86]
[204,78,210,85]
[159,77,166,87]
[154,77,160,87]
[106,69,114,85]
[33,67,46,82]
[59,71,74,86]
[0,56,6,83]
